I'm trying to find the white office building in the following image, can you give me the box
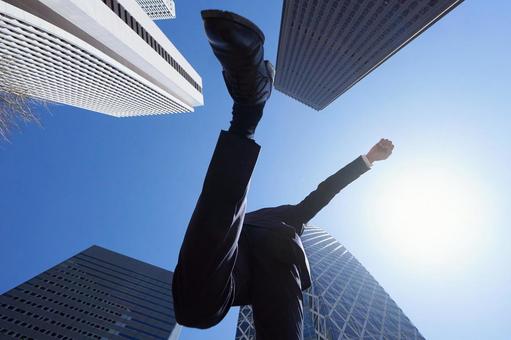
[135,0,176,20]
[0,0,202,117]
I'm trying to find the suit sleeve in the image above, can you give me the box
[283,156,371,233]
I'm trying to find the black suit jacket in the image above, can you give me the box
[243,156,370,289]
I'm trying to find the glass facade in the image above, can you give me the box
[0,246,181,339]
[236,225,425,340]
[274,0,464,110]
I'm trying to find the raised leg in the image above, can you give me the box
[172,8,273,329]
[172,131,259,328]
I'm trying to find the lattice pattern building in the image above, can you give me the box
[0,0,202,117]
[0,245,181,340]
[236,225,425,340]
[135,0,176,20]
[275,0,464,110]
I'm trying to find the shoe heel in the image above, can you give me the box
[200,9,265,43]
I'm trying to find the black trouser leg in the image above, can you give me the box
[172,131,260,329]
[246,227,304,340]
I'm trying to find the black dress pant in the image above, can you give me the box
[172,131,303,339]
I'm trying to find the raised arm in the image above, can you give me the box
[283,139,394,231]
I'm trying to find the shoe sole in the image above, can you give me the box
[201,9,265,43]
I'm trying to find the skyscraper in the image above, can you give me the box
[0,245,181,339]
[0,0,202,117]
[274,0,464,110]
[236,225,425,340]
[135,0,176,20]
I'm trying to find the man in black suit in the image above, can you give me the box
[172,10,394,339]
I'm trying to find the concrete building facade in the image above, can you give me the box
[0,245,181,339]
[0,0,202,117]
[236,225,425,340]
[274,0,464,110]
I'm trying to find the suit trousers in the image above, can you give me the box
[172,131,303,339]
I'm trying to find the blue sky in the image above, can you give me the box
[1,0,510,339]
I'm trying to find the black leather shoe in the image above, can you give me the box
[201,10,274,105]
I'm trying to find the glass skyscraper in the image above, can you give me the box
[236,225,425,340]
[274,0,463,110]
[0,245,181,339]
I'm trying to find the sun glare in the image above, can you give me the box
[370,165,489,269]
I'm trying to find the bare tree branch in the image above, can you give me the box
[0,54,46,142]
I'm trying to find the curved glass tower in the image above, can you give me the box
[236,225,425,340]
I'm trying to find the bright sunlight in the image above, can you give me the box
[369,164,490,269]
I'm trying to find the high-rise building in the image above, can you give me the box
[0,245,181,340]
[236,225,425,340]
[0,0,202,117]
[275,0,464,110]
[135,0,176,20]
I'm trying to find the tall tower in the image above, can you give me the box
[236,226,425,340]
[274,0,464,110]
[0,245,181,339]
[135,0,176,20]
[0,0,202,117]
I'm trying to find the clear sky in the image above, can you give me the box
[1,0,510,339]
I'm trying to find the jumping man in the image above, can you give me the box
[172,10,394,339]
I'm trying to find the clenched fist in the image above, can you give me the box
[366,138,394,164]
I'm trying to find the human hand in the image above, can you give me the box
[366,138,394,164]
